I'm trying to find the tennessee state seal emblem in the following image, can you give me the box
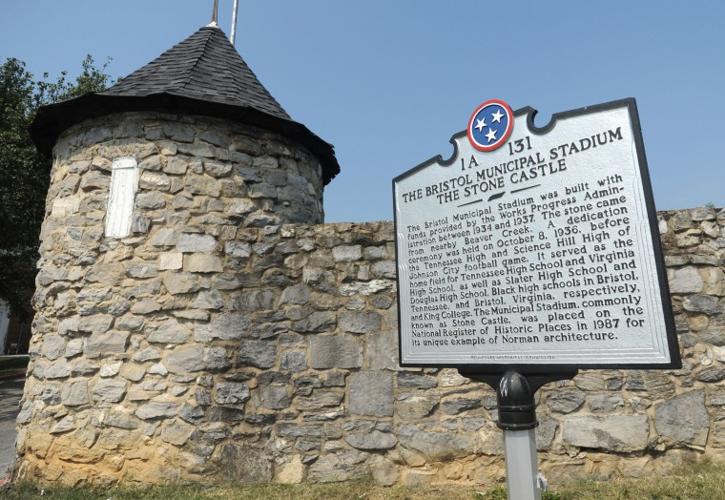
[467,99,514,152]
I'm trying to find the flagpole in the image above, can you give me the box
[211,0,219,25]
[230,0,240,45]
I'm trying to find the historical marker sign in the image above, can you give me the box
[394,98,680,371]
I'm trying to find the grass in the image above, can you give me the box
[547,461,725,500]
[3,462,725,499]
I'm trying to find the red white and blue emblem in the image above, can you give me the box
[467,99,515,152]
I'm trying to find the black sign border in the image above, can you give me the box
[393,97,681,373]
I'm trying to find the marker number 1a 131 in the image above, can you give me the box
[508,136,532,155]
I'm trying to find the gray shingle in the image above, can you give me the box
[103,25,289,120]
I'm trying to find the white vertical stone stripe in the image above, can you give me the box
[104,157,138,238]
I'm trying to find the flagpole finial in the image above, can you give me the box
[211,0,219,26]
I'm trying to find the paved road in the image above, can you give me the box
[0,378,24,483]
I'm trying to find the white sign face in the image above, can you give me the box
[394,99,679,369]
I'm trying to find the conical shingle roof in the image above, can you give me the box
[104,25,290,120]
[31,24,339,184]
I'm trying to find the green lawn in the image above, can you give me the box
[3,462,725,500]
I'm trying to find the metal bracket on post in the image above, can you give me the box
[460,369,577,500]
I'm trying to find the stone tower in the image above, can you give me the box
[17,24,339,484]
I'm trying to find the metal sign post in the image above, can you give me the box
[503,428,539,500]
[464,371,577,499]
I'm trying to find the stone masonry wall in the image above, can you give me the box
[15,110,327,484]
[16,202,725,486]
[47,112,325,229]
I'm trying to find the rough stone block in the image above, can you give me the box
[85,330,129,355]
[162,122,194,142]
[116,314,144,332]
[292,311,336,333]
[149,227,178,246]
[148,318,192,344]
[397,424,478,461]
[588,394,625,413]
[332,245,362,262]
[130,299,161,316]
[176,233,217,253]
[163,344,205,373]
[237,340,276,369]
[184,173,220,196]
[41,335,67,360]
[339,311,382,334]
[162,271,201,295]
[309,335,362,369]
[136,191,166,209]
[369,456,399,486]
[158,252,183,270]
[349,371,393,417]
[197,313,251,341]
[370,260,396,278]
[546,390,586,414]
[218,443,272,483]
[697,367,725,382]
[654,390,709,446]
[125,261,159,279]
[536,415,558,451]
[668,267,704,294]
[160,419,195,446]
[275,456,304,484]
[345,429,397,450]
[136,401,179,420]
[225,241,252,257]
[202,346,230,372]
[139,171,170,191]
[163,157,189,174]
[396,394,438,419]
[295,389,344,411]
[92,378,127,403]
[307,450,367,483]
[214,382,250,407]
[366,329,398,370]
[119,363,146,382]
[50,415,77,434]
[99,361,122,377]
[185,254,223,273]
[104,410,139,430]
[64,338,84,358]
[78,315,114,334]
[280,284,311,305]
[192,289,224,309]
[258,377,291,410]
[61,380,89,406]
[683,294,720,314]
[204,160,232,178]
[397,372,437,389]
[441,397,482,415]
[563,415,649,452]
[280,351,307,372]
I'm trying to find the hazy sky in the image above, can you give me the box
[2,1,723,222]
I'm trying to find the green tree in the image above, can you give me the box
[0,56,112,317]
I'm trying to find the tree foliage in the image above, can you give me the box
[0,56,112,317]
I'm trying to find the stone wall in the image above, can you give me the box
[47,111,325,230]
[15,168,725,485]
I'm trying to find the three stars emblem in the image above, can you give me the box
[466,99,515,152]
